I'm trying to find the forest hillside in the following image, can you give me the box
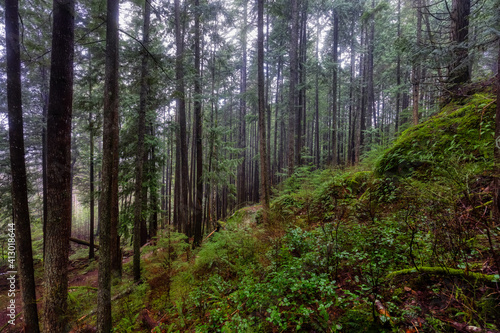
[3,88,497,333]
[2,0,500,331]
[135,89,499,333]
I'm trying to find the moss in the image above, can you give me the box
[387,266,499,283]
[375,93,496,177]
[345,171,373,194]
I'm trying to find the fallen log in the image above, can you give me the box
[70,237,99,249]
[387,266,498,283]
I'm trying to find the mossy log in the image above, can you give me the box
[387,266,499,282]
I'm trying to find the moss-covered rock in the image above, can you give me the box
[375,93,496,177]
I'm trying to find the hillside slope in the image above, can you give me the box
[56,93,500,332]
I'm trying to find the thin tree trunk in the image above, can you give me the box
[174,0,190,236]
[133,0,150,282]
[41,63,49,262]
[257,0,270,218]
[237,1,248,206]
[149,143,158,238]
[288,0,299,175]
[97,0,119,329]
[314,18,320,168]
[331,9,339,166]
[412,0,422,126]
[395,0,401,133]
[5,0,40,330]
[89,110,95,260]
[193,0,203,247]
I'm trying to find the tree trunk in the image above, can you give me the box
[257,0,270,219]
[395,0,401,133]
[237,1,248,206]
[149,143,158,238]
[89,110,95,260]
[41,63,49,262]
[331,9,339,166]
[44,0,75,331]
[133,0,150,282]
[494,36,500,223]
[448,0,471,87]
[174,0,190,236]
[412,0,422,126]
[97,0,119,329]
[314,18,320,168]
[193,0,204,248]
[288,0,299,175]
[5,0,41,330]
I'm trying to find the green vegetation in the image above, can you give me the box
[21,93,498,332]
[375,93,496,177]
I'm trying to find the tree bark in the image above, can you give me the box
[412,0,422,126]
[237,1,248,205]
[5,0,41,330]
[174,0,190,236]
[193,0,204,248]
[395,0,401,133]
[448,0,471,87]
[314,18,320,168]
[257,0,270,218]
[288,0,299,175]
[44,0,75,331]
[133,0,150,282]
[331,9,339,166]
[494,36,500,224]
[89,110,95,260]
[97,0,119,329]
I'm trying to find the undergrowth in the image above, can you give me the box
[69,93,499,332]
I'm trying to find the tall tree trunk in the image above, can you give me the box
[296,0,308,167]
[492,36,500,273]
[133,0,150,282]
[41,63,49,261]
[174,0,190,235]
[494,36,500,221]
[288,0,299,175]
[237,1,248,206]
[44,0,74,331]
[97,0,119,329]
[412,0,422,126]
[5,1,40,330]
[257,0,270,218]
[367,0,375,136]
[314,18,320,168]
[193,0,203,248]
[331,9,339,166]
[395,0,401,133]
[347,18,356,165]
[89,110,95,260]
